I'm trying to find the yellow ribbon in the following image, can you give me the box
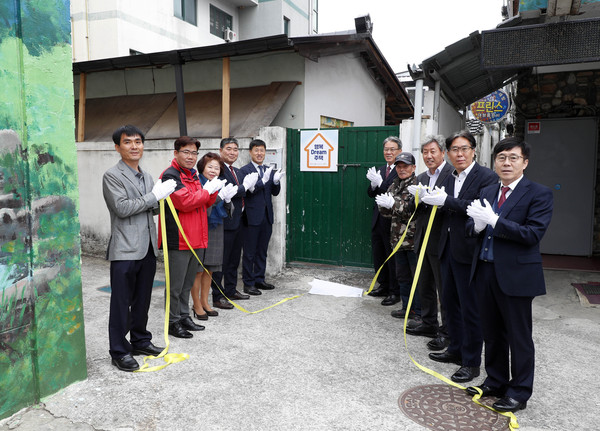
[135,199,190,372]
[368,192,520,429]
[164,196,305,314]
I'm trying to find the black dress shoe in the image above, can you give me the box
[368,286,388,297]
[180,316,205,331]
[132,342,164,356]
[466,385,504,398]
[427,336,450,351]
[451,366,480,383]
[112,353,140,372]
[244,285,262,295]
[429,350,462,365]
[492,396,527,412]
[255,281,275,290]
[406,323,438,338]
[203,308,218,317]
[168,322,193,338]
[214,297,234,309]
[381,295,401,306]
[193,309,208,321]
[232,290,250,300]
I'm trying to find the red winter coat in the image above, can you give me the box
[158,159,217,250]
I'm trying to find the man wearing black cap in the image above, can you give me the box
[375,152,421,319]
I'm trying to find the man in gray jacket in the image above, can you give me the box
[102,125,176,372]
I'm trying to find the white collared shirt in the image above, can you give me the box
[452,161,476,198]
[497,175,524,202]
[426,160,447,188]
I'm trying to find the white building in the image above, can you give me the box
[71,0,317,62]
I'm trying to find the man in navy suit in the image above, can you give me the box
[421,130,498,383]
[404,135,453,351]
[465,137,553,413]
[366,136,401,305]
[211,137,258,309]
[240,139,283,296]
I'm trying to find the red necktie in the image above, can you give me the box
[385,165,391,178]
[498,186,510,208]
[230,165,243,208]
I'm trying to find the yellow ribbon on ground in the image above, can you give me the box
[164,196,305,314]
[135,199,190,372]
[367,192,519,429]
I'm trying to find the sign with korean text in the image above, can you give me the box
[300,130,339,172]
[470,90,510,123]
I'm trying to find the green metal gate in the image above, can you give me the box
[286,126,400,267]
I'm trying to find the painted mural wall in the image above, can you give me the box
[0,0,87,419]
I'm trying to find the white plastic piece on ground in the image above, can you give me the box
[308,279,364,297]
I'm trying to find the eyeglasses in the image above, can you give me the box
[448,146,473,154]
[178,150,199,157]
[383,147,399,153]
[495,154,524,163]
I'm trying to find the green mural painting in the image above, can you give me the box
[0,0,87,419]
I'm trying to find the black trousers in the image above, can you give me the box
[212,224,244,300]
[417,250,447,336]
[108,246,156,359]
[371,218,395,291]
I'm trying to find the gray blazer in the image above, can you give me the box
[102,159,159,261]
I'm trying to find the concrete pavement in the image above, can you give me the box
[1,256,600,430]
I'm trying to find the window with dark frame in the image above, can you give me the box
[210,4,233,39]
[174,0,197,26]
[311,0,318,33]
[284,16,290,35]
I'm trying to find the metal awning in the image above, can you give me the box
[417,31,526,110]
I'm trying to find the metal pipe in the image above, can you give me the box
[412,78,424,153]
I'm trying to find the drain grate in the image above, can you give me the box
[399,384,509,431]
[582,285,600,295]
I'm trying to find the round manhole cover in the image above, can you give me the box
[399,384,509,431]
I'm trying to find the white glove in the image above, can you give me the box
[218,183,238,203]
[242,172,259,191]
[407,184,429,198]
[421,186,447,207]
[273,169,285,185]
[204,178,226,195]
[261,166,274,184]
[366,166,383,188]
[151,179,176,201]
[467,199,499,231]
[375,192,395,209]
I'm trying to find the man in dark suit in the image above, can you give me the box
[421,130,498,383]
[102,125,175,371]
[211,137,258,309]
[465,137,553,413]
[404,136,453,352]
[366,136,401,305]
[240,139,283,295]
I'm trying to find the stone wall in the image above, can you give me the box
[515,70,600,254]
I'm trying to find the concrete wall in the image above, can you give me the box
[238,0,312,39]
[78,126,287,277]
[303,54,385,127]
[0,0,86,420]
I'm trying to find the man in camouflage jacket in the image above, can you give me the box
[376,152,421,319]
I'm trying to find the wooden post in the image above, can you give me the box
[76,73,86,142]
[222,57,230,139]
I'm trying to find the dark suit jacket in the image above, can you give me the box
[239,163,281,226]
[438,162,498,264]
[367,164,398,229]
[220,164,247,231]
[413,162,454,255]
[470,177,553,297]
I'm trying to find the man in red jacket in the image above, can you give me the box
[159,136,225,338]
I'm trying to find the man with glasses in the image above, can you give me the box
[103,125,176,371]
[464,138,553,412]
[421,130,497,383]
[159,136,225,338]
[366,136,402,305]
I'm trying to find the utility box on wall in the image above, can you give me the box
[0,0,87,419]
